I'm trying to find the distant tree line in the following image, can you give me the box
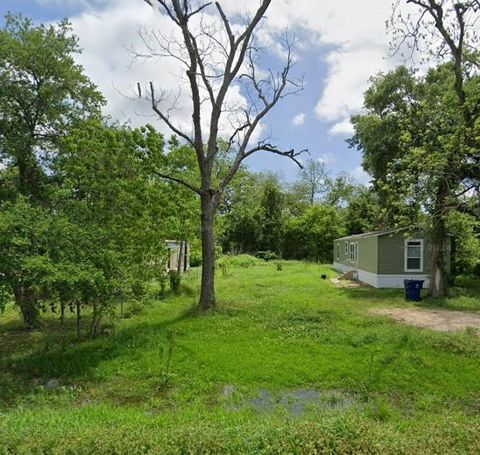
[217,162,381,263]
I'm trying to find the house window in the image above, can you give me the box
[345,241,348,255]
[349,243,356,261]
[336,243,340,260]
[405,239,423,272]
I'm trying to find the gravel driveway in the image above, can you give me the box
[371,307,480,333]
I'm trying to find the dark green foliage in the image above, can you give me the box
[229,254,258,268]
[345,188,381,235]
[158,273,168,300]
[351,63,480,284]
[282,205,346,262]
[169,271,181,294]
[255,251,278,261]
[259,178,284,254]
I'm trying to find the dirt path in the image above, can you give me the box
[371,307,480,333]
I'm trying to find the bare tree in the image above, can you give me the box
[140,0,306,309]
[391,0,480,297]
[293,159,330,205]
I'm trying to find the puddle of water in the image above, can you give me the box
[223,385,357,416]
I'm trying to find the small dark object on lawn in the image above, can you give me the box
[404,279,424,302]
[321,274,327,279]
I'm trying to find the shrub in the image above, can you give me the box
[123,300,144,319]
[169,270,181,294]
[131,280,146,299]
[217,256,231,277]
[255,250,278,261]
[189,250,202,267]
[229,254,258,268]
[158,272,168,299]
[275,260,283,271]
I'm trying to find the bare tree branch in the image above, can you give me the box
[147,81,194,146]
[153,170,202,194]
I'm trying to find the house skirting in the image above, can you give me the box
[333,262,430,289]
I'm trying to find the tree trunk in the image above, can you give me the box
[76,300,81,341]
[89,299,102,337]
[429,185,448,298]
[14,284,39,329]
[199,192,216,310]
[60,300,66,326]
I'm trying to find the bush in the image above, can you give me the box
[275,260,283,271]
[123,300,144,319]
[189,250,202,267]
[158,272,168,299]
[217,256,231,277]
[229,254,259,268]
[131,280,146,299]
[169,270,181,294]
[255,250,278,261]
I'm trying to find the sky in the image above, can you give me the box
[0,0,403,184]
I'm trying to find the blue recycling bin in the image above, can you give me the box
[404,279,424,301]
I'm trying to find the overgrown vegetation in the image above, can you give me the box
[0,262,479,453]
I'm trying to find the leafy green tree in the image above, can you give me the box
[325,173,362,208]
[291,159,330,205]
[344,188,381,235]
[259,176,285,255]
[0,14,103,326]
[446,211,480,279]
[0,198,52,326]
[54,120,189,334]
[352,63,479,296]
[283,205,345,262]
[219,171,264,254]
[0,14,104,202]
[382,0,480,296]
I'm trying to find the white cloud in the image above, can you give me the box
[329,118,354,136]
[317,153,335,164]
[220,0,395,129]
[351,166,371,185]
[292,113,306,126]
[38,0,399,147]
[65,0,266,144]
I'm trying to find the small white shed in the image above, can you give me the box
[165,240,190,272]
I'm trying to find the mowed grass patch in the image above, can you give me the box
[0,261,479,453]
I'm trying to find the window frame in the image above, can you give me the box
[404,239,424,272]
[349,242,356,262]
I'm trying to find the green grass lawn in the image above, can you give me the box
[1,261,479,454]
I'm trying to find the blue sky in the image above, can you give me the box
[0,0,398,184]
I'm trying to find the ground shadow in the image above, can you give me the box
[0,303,199,404]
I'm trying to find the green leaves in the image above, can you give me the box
[0,13,104,202]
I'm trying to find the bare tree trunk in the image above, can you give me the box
[430,185,448,298]
[60,300,66,326]
[142,0,305,311]
[14,284,39,329]
[76,300,81,341]
[199,192,216,310]
[89,299,102,337]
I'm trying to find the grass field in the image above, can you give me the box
[1,261,479,454]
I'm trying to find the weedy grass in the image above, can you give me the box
[0,261,479,454]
